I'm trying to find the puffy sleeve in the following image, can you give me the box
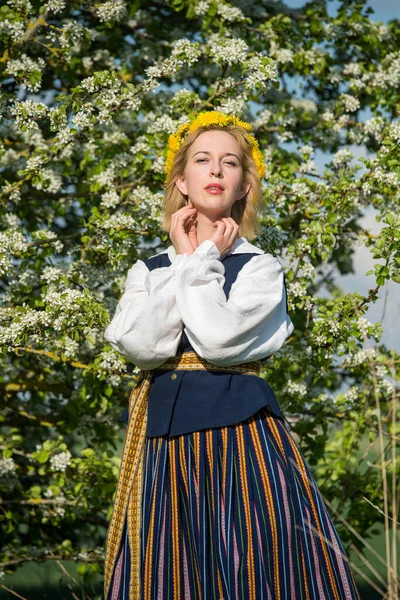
[175,239,294,366]
[104,254,188,369]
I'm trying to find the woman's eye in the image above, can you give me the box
[195,159,237,166]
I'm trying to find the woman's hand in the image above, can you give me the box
[169,201,198,256]
[210,217,240,259]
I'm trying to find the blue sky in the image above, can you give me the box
[283,0,399,22]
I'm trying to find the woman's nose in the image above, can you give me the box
[210,163,222,177]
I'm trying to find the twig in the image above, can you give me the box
[0,585,28,600]
[351,543,387,588]
[19,10,50,45]
[323,496,389,569]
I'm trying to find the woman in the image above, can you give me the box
[103,111,360,599]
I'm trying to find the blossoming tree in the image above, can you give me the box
[0,0,399,594]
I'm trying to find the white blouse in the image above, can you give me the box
[104,237,294,370]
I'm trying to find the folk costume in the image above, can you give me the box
[103,112,361,600]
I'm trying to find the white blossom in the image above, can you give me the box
[299,159,318,174]
[344,348,378,366]
[100,213,137,230]
[56,336,79,358]
[55,126,74,145]
[4,214,19,229]
[150,155,165,174]
[194,0,211,16]
[11,99,48,132]
[44,0,66,13]
[287,281,307,298]
[357,317,373,336]
[322,110,335,122]
[343,63,361,77]
[273,47,294,64]
[362,181,372,196]
[98,349,127,373]
[131,186,163,224]
[301,262,315,278]
[286,380,307,398]
[130,138,150,155]
[332,149,353,167]
[7,0,33,11]
[7,54,46,92]
[146,115,179,135]
[343,386,359,403]
[332,114,350,132]
[245,58,278,89]
[291,182,309,197]
[32,168,63,193]
[72,107,95,129]
[40,266,64,284]
[90,166,116,189]
[0,230,29,275]
[0,19,25,42]
[340,93,360,113]
[300,145,314,156]
[388,122,400,142]
[49,451,72,472]
[254,109,272,128]
[209,37,248,66]
[219,97,245,116]
[0,457,17,477]
[96,0,127,23]
[53,506,66,517]
[315,334,328,346]
[216,3,245,22]
[290,99,317,113]
[371,167,398,186]
[100,190,121,209]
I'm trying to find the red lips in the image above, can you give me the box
[205,184,224,190]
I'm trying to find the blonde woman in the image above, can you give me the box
[103,112,360,599]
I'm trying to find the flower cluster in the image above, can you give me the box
[44,0,66,14]
[0,457,17,477]
[49,450,72,472]
[11,99,48,132]
[0,230,29,275]
[209,37,248,67]
[0,18,25,42]
[339,93,360,113]
[332,149,354,167]
[98,349,127,373]
[95,0,127,23]
[55,336,79,358]
[7,54,46,92]
[286,380,308,398]
[131,186,163,225]
[143,40,200,91]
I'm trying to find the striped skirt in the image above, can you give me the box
[107,405,360,599]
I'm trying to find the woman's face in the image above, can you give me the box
[175,130,250,217]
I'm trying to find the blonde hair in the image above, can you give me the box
[161,124,265,241]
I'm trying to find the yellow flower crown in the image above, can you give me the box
[165,110,266,181]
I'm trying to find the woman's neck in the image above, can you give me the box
[194,211,231,246]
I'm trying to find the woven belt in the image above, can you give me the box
[103,351,261,600]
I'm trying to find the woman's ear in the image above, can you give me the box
[175,177,188,196]
[236,182,251,201]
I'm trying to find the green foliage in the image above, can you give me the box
[0,0,399,589]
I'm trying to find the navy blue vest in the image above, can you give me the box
[121,251,284,437]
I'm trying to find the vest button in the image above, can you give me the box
[171,373,177,380]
